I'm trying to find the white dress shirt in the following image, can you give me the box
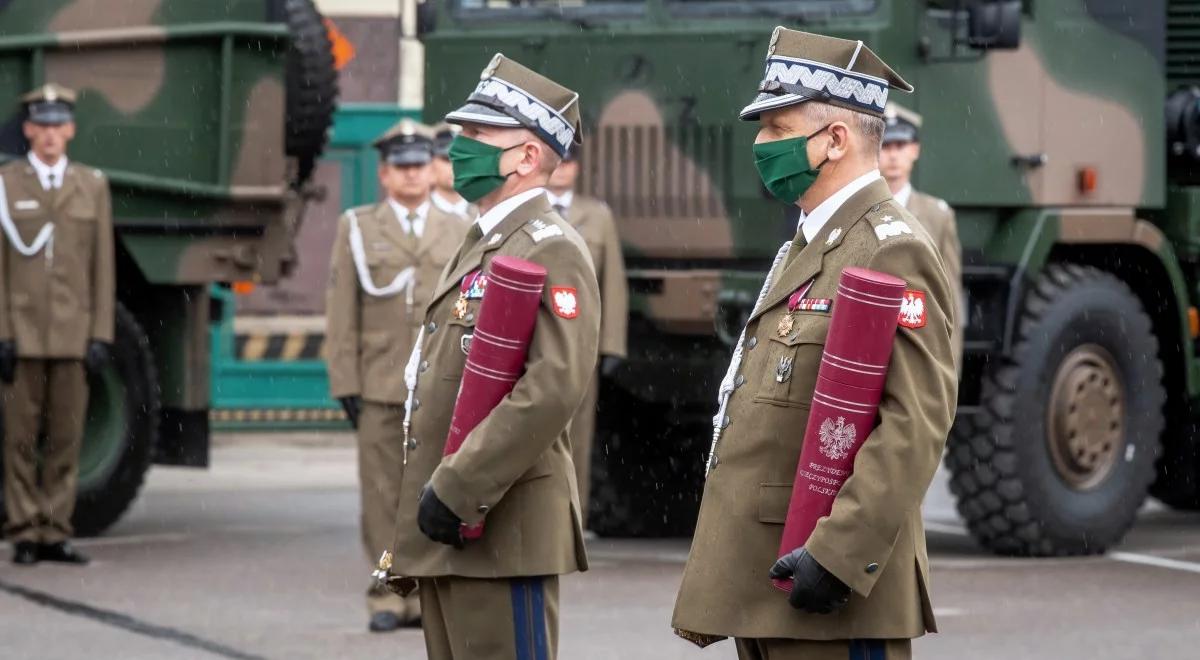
[893,182,913,208]
[546,190,574,213]
[387,199,429,238]
[798,169,882,244]
[431,190,471,219]
[475,187,546,236]
[28,152,68,191]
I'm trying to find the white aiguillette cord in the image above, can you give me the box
[347,209,415,305]
[0,175,54,259]
[706,240,793,476]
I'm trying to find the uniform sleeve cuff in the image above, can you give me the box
[804,523,897,598]
[430,463,488,526]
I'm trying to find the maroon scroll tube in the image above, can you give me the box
[443,256,547,540]
[773,267,907,592]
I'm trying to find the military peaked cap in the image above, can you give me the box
[740,27,913,121]
[882,102,923,144]
[21,83,77,126]
[373,118,436,166]
[445,54,582,158]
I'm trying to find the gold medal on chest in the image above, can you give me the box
[777,312,795,337]
[453,295,469,320]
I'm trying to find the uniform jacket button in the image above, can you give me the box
[477,505,489,514]
[420,360,429,373]
[406,438,417,450]
[734,374,745,388]
[466,313,475,322]
[411,399,420,411]
[747,336,758,349]
[721,415,731,429]
[427,321,438,334]
[865,562,879,574]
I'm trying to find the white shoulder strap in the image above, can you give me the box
[0,175,54,258]
[347,209,415,299]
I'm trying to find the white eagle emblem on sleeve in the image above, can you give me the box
[898,290,927,329]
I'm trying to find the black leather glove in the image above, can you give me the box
[338,396,362,429]
[600,355,622,378]
[0,341,15,384]
[417,483,464,549]
[768,547,852,614]
[84,341,110,375]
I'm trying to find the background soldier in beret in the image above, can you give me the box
[880,103,963,365]
[546,144,628,522]
[672,29,957,660]
[0,83,114,567]
[325,118,467,632]
[430,122,474,223]
[388,54,599,660]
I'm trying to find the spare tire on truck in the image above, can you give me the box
[284,0,339,186]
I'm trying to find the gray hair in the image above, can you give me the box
[801,102,885,153]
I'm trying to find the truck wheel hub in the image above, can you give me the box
[1048,344,1124,490]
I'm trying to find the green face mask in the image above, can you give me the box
[448,135,523,203]
[752,125,830,205]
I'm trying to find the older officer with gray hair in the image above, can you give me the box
[673,28,957,660]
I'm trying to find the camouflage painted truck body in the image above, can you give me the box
[0,0,335,534]
[423,0,1200,553]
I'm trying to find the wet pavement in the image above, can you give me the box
[1,432,1198,660]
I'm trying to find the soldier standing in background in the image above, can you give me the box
[430,123,474,223]
[672,29,957,659]
[546,145,628,523]
[390,54,599,660]
[0,83,114,566]
[325,119,467,632]
[880,103,963,364]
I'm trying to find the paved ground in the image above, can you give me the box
[1,432,1199,659]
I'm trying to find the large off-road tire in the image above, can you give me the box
[284,0,338,185]
[945,264,1164,556]
[588,393,705,538]
[71,304,160,536]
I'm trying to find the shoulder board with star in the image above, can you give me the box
[864,202,916,243]
[523,217,565,243]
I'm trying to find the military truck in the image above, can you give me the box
[0,0,337,535]
[420,0,1200,556]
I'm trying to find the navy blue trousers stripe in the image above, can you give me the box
[849,639,886,660]
[510,578,548,660]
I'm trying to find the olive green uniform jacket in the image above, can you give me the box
[391,192,600,578]
[326,202,467,404]
[0,159,114,356]
[673,179,957,642]
[906,189,962,364]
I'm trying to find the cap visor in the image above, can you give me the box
[445,102,522,128]
[882,127,917,144]
[386,151,433,166]
[28,109,73,125]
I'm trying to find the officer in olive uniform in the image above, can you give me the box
[0,84,114,566]
[387,54,599,660]
[325,119,467,632]
[546,144,628,521]
[880,103,963,364]
[673,29,957,660]
[430,123,475,223]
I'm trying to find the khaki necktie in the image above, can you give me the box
[449,223,484,273]
[403,211,421,251]
[553,203,568,219]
